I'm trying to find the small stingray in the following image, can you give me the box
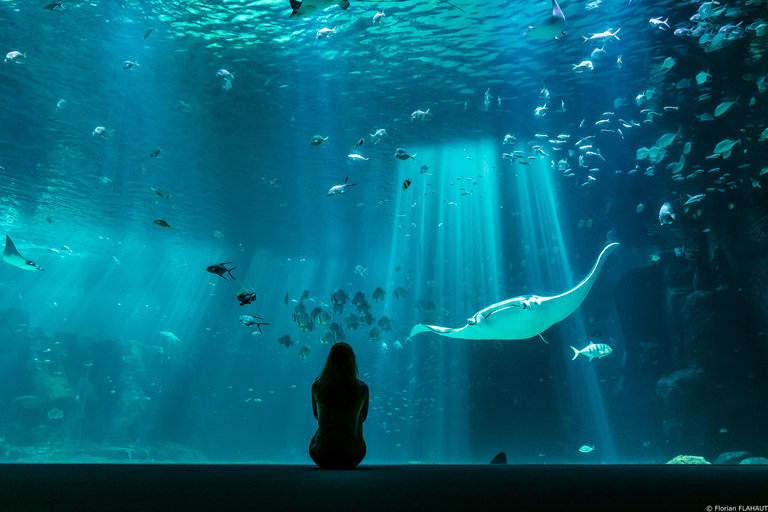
[3,235,44,271]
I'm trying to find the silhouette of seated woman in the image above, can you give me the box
[309,342,369,469]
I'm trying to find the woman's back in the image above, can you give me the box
[311,380,369,459]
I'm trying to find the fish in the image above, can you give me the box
[284,292,290,305]
[206,262,237,280]
[571,343,612,361]
[695,70,711,85]
[409,244,619,341]
[151,187,170,199]
[348,154,369,161]
[149,147,163,158]
[659,202,675,225]
[684,194,706,205]
[378,316,393,332]
[4,51,27,63]
[354,265,368,277]
[393,286,409,299]
[48,408,64,419]
[239,315,269,333]
[573,61,594,72]
[656,127,681,149]
[310,135,328,146]
[579,445,595,453]
[311,309,329,326]
[158,331,181,344]
[714,138,740,154]
[92,126,114,138]
[649,17,669,30]
[526,0,566,40]
[395,148,416,161]
[299,345,311,360]
[237,291,257,306]
[345,314,359,330]
[153,220,170,228]
[3,236,44,271]
[289,0,349,18]
[222,79,232,93]
[372,287,386,302]
[331,289,349,305]
[176,101,192,112]
[216,69,235,81]
[411,109,431,121]
[402,178,412,190]
[582,28,620,44]
[123,60,139,70]
[370,128,387,143]
[368,326,383,343]
[355,138,364,147]
[144,27,154,39]
[660,57,675,71]
[327,176,356,197]
[316,27,336,39]
[320,329,335,344]
[278,334,294,348]
[372,10,385,23]
[714,97,740,116]
[44,1,65,10]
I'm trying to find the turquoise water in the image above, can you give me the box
[0,0,766,464]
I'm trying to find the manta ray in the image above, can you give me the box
[3,235,44,271]
[526,0,567,40]
[409,243,619,341]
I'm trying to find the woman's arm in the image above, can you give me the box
[360,384,369,422]
[311,381,318,420]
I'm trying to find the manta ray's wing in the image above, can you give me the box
[409,323,468,338]
[526,0,567,40]
[551,0,565,23]
[3,235,44,271]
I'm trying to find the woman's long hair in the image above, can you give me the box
[314,342,359,404]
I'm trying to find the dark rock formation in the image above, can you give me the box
[714,451,750,465]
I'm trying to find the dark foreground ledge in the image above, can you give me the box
[1,464,766,511]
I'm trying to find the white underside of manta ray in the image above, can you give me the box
[409,243,619,341]
[3,235,44,271]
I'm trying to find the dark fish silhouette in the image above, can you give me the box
[237,291,257,306]
[206,262,237,280]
